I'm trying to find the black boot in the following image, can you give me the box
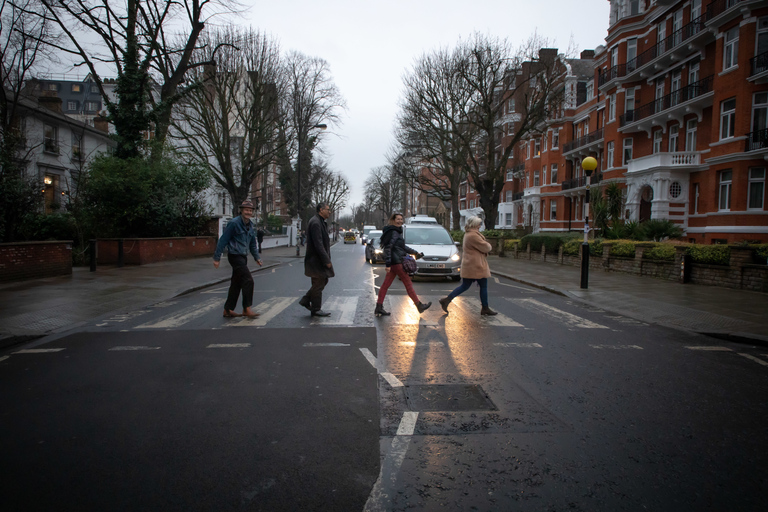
[481,306,498,316]
[416,301,432,314]
[438,297,451,313]
[374,303,390,316]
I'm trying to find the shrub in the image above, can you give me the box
[644,244,676,261]
[503,239,521,251]
[519,233,578,254]
[640,219,683,241]
[754,244,768,264]
[609,240,636,258]
[20,212,78,242]
[562,238,603,257]
[589,239,604,256]
[450,231,464,243]
[686,244,730,265]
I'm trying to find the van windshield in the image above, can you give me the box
[404,227,453,245]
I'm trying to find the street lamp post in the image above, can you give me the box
[580,156,598,289]
[295,123,327,257]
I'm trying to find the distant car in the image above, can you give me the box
[364,230,383,263]
[362,225,377,245]
[402,224,461,280]
[343,232,357,244]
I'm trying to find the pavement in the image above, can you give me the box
[1,243,766,349]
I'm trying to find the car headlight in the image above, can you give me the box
[450,253,461,261]
[375,249,383,254]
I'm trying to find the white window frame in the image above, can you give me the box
[534,139,541,157]
[552,129,559,149]
[720,98,736,140]
[723,27,739,71]
[609,93,616,121]
[623,138,633,166]
[653,130,663,154]
[719,170,732,211]
[691,0,702,21]
[686,119,698,151]
[43,124,58,153]
[606,141,615,169]
[625,87,636,114]
[550,200,557,220]
[533,170,540,187]
[551,163,558,184]
[626,38,637,71]
[507,98,515,113]
[669,124,679,153]
[748,167,765,210]
[505,213,512,226]
[505,190,513,202]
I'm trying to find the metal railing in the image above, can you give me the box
[620,75,713,127]
[745,128,768,152]
[563,127,604,153]
[750,51,768,77]
[561,172,602,191]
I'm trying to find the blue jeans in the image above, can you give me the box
[447,278,489,307]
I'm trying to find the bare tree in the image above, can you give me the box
[454,33,560,229]
[364,164,403,218]
[171,27,284,216]
[309,161,349,214]
[36,0,233,159]
[277,51,345,227]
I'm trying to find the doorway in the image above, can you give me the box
[639,186,653,222]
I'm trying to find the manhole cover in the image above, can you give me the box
[404,384,497,412]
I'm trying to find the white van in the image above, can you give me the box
[404,214,439,225]
[362,225,377,245]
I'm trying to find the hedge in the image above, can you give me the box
[644,244,676,261]
[608,240,636,258]
[685,244,730,266]
[519,233,579,254]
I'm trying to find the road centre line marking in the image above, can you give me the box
[109,346,161,351]
[494,342,543,348]
[590,344,643,350]
[509,298,609,329]
[685,346,733,351]
[0,355,9,362]
[493,277,537,291]
[304,343,350,347]
[13,348,65,354]
[359,348,403,387]
[207,343,251,348]
[364,411,419,512]
[738,353,768,367]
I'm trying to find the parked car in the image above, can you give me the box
[361,225,377,245]
[402,224,461,280]
[364,230,383,263]
[344,231,357,244]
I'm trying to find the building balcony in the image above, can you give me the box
[512,192,524,201]
[524,186,541,197]
[619,75,713,135]
[562,127,604,155]
[626,152,703,174]
[749,51,768,83]
[745,128,768,153]
[561,172,603,191]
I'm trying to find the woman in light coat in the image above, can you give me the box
[439,216,497,315]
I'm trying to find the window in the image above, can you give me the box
[84,101,100,112]
[44,124,58,153]
[609,94,616,121]
[686,119,698,151]
[550,200,557,220]
[720,98,736,140]
[552,129,559,149]
[534,139,540,157]
[748,168,765,209]
[45,83,58,91]
[752,92,768,139]
[507,98,515,113]
[542,165,547,184]
[669,124,679,152]
[534,170,540,186]
[623,138,633,165]
[586,82,594,102]
[506,171,514,181]
[606,141,615,169]
[71,84,82,93]
[526,142,530,159]
[672,10,683,47]
[66,101,78,111]
[469,199,475,209]
[625,88,636,122]
[688,60,700,86]
[506,190,513,202]
[72,133,82,159]
[657,21,666,46]
[505,213,512,225]
[626,38,637,71]
[758,17,768,61]
[723,27,739,71]
[628,0,639,16]
[653,130,663,154]
[610,46,619,68]
[669,182,682,199]
[670,71,682,106]
[719,170,732,211]
[655,78,665,112]
[542,134,548,152]
[551,164,558,184]
[691,0,702,21]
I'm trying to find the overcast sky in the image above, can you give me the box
[239,0,611,215]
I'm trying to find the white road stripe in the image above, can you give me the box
[13,348,65,354]
[590,344,643,350]
[0,355,10,362]
[303,343,351,347]
[364,412,419,512]
[494,342,543,348]
[685,346,733,351]
[226,296,297,327]
[388,296,435,326]
[359,348,404,387]
[508,298,609,329]
[136,297,221,328]
[456,297,523,327]
[493,276,538,291]
[738,353,768,366]
[207,343,251,348]
[400,341,444,347]
[310,296,357,325]
[109,346,161,351]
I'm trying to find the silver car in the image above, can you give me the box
[402,224,461,280]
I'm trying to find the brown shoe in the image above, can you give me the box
[242,307,260,318]
[223,309,241,318]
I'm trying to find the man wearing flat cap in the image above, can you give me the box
[213,199,263,318]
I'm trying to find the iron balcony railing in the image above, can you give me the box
[561,172,602,191]
[750,51,768,77]
[620,75,713,127]
[745,128,768,152]
[563,127,604,153]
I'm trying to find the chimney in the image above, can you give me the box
[538,48,558,64]
[38,91,62,113]
[93,114,109,133]
[580,49,595,60]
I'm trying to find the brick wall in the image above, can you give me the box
[0,241,73,282]
[96,237,216,265]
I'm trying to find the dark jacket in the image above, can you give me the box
[213,216,260,262]
[304,214,334,278]
[380,225,418,267]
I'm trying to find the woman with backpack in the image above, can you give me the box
[375,213,431,317]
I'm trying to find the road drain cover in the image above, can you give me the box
[404,384,497,412]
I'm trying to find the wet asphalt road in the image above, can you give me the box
[1,238,767,511]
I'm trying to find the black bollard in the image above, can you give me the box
[89,239,97,272]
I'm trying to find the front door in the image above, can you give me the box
[639,186,653,222]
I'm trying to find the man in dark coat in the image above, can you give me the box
[299,203,334,317]
[256,226,265,253]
